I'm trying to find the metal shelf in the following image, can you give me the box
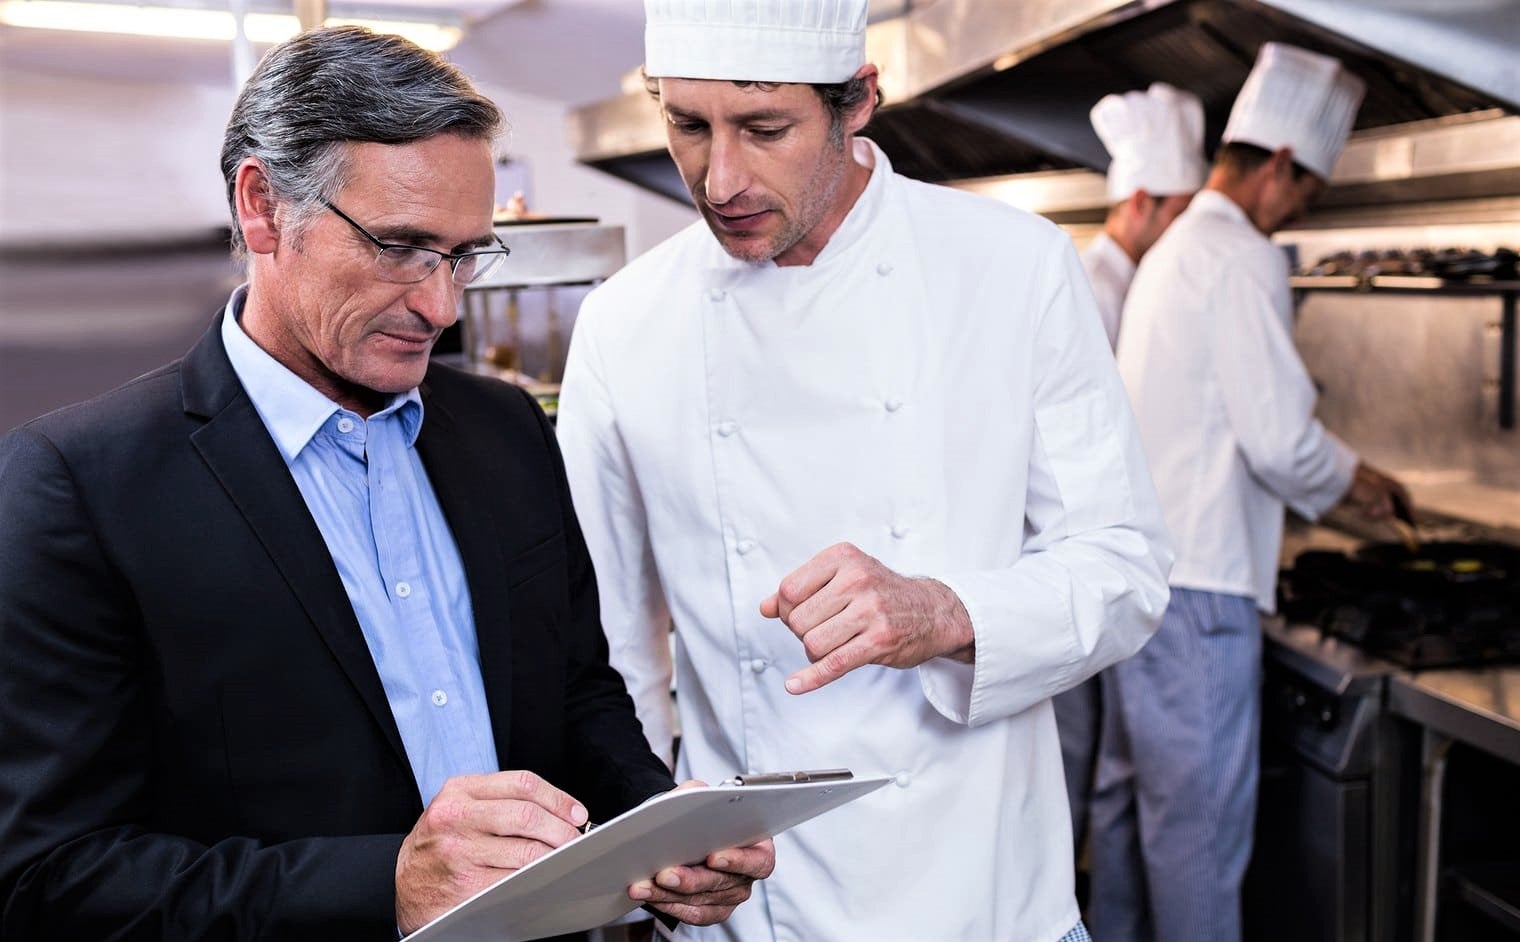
[1290,276,1520,429]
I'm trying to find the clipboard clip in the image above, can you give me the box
[719,769,854,787]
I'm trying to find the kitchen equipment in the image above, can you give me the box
[1281,543,1520,670]
[1245,620,1413,942]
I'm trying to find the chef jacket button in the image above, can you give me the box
[891,524,909,540]
[716,420,738,438]
[749,658,768,673]
[736,539,756,556]
[708,287,726,302]
[884,398,903,413]
[876,262,893,276]
[336,417,356,434]
[893,771,912,788]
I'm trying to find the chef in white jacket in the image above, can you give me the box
[556,3,1172,940]
[1092,43,1409,942]
[1057,80,1207,853]
[1080,82,1207,351]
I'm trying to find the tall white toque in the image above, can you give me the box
[1222,42,1366,180]
[644,0,869,83]
[1090,82,1208,203]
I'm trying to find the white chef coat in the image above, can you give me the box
[1079,231,1136,351]
[1116,189,1357,613]
[557,140,1172,942]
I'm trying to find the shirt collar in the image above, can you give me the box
[220,285,423,464]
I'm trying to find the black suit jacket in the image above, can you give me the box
[0,316,675,940]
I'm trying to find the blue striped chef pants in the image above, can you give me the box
[1085,587,1262,942]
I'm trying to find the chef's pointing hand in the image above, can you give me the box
[760,543,975,695]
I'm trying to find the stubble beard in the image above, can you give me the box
[695,139,851,264]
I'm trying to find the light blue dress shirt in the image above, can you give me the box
[220,288,499,807]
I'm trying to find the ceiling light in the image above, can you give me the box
[0,0,462,50]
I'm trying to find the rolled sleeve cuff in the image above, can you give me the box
[915,568,1079,728]
[1293,434,1360,522]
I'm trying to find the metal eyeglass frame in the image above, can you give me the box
[322,200,511,285]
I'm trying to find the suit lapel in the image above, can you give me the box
[181,316,410,773]
[414,392,515,763]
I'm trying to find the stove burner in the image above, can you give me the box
[1281,542,1520,669]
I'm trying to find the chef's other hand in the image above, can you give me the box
[396,771,588,933]
[1344,462,1409,521]
[628,781,775,925]
[760,542,975,695]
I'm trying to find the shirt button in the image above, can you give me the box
[736,539,756,556]
[891,524,910,540]
[716,421,739,438]
[749,658,768,673]
[876,262,894,276]
[336,417,355,433]
[431,689,448,707]
[395,581,412,598]
[885,398,904,413]
[894,771,912,788]
[708,287,726,302]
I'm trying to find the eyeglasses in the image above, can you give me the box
[323,201,510,286]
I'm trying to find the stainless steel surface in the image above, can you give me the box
[473,221,626,289]
[1264,617,1402,697]
[1292,269,1520,492]
[573,0,1520,202]
[956,114,1520,220]
[1255,616,1408,942]
[458,221,625,385]
[1389,668,1520,767]
[1392,669,1520,942]
[1413,730,1452,942]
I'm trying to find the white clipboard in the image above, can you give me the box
[408,774,890,942]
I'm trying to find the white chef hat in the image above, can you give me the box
[644,0,868,84]
[1222,42,1366,180]
[1091,82,1208,203]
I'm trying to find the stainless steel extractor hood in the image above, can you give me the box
[569,0,1520,209]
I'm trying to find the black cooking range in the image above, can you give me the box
[1280,541,1520,670]
[1248,538,1520,942]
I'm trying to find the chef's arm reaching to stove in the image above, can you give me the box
[1343,462,1410,521]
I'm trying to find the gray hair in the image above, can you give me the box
[220,25,503,257]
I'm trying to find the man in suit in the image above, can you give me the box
[0,26,771,940]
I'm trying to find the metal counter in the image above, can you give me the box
[1262,617,1402,696]
[1388,667,1520,941]
[1390,668,1520,767]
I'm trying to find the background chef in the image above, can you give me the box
[1093,42,1410,942]
[1058,80,1208,854]
[556,1,1174,940]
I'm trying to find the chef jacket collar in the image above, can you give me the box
[1087,231,1137,281]
[1189,189,1253,230]
[714,136,892,272]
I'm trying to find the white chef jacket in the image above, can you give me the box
[1079,231,1136,351]
[557,140,1172,942]
[1116,189,1358,613]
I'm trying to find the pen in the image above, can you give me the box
[720,769,854,786]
